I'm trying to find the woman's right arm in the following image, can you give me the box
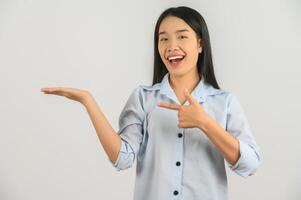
[40,87,121,164]
[82,94,121,164]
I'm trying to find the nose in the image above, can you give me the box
[168,47,179,52]
[167,38,179,52]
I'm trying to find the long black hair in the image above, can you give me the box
[152,6,220,89]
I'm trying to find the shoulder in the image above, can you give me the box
[130,83,161,98]
[138,83,161,92]
[208,85,245,114]
[129,82,161,92]
[127,83,161,98]
[204,84,242,110]
[126,83,161,108]
[205,83,232,100]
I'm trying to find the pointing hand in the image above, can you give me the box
[157,88,210,129]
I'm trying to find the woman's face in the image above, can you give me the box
[158,16,202,77]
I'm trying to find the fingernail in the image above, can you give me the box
[185,88,188,93]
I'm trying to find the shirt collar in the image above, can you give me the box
[159,72,224,105]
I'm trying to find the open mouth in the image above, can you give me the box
[167,55,185,64]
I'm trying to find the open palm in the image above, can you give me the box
[40,87,90,103]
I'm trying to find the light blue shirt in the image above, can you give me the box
[110,72,261,200]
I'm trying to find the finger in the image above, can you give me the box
[157,101,180,110]
[41,87,66,95]
[41,87,62,92]
[184,88,195,104]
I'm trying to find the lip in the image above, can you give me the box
[166,53,186,60]
[166,55,185,68]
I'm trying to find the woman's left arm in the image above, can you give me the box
[158,89,262,178]
[198,115,240,166]
[199,93,262,178]
[224,94,262,177]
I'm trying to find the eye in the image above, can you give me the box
[179,35,187,39]
[159,38,168,42]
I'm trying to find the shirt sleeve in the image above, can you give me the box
[225,93,262,178]
[110,86,145,171]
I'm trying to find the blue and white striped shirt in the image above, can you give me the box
[110,72,261,200]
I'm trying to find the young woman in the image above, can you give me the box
[41,6,261,200]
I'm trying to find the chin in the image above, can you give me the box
[167,64,191,72]
[168,70,188,77]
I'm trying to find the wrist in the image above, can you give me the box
[81,92,94,106]
[197,115,214,133]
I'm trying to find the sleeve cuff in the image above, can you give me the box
[227,139,260,178]
[110,139,125,171]
[110,138,135,171]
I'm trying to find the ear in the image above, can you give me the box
[198,38,203,53]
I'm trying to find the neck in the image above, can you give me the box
[169,69,201,93]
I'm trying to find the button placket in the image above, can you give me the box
[173,128,184,198]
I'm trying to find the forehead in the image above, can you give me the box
[159,16,192,33]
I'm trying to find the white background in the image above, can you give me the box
[0,0,300,199]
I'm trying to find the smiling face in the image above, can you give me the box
[158,16,202,77]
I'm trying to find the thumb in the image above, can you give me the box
[184,88,195,105]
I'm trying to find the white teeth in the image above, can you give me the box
[168,55,184,61]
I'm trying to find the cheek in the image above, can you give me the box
[158,45,165,58]
[185,50,199,62]
[185,45,199,62]
[158,46,169,64]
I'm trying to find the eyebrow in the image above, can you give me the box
[159,29,189,35]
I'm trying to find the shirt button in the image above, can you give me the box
[173,190,179,195]
[176,161,181,166]
[178,133,183,138]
